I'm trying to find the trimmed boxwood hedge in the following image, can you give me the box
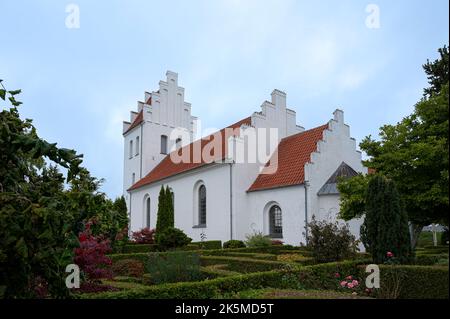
[200,256,291,273]
[219,252,278,261]
[192,240,222,250]
[121,244,158,254]
[378,265,448,299]
[80,257,448,299]
[414,253,448,265]
[80,271,285,299]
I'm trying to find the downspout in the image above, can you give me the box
[229,162,234,240]
[139,124,143,179]
[304,180,309,245]
[128,191,132,237]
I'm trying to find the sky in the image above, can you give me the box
[0,0,448,199]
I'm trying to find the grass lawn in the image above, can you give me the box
[225,288,373,299]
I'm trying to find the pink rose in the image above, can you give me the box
[346,275,352,280]
[386,251,394,258]
[347,283,354,289]
[334,273,340,278]
[340,281,347,287]
[352,280,359,286]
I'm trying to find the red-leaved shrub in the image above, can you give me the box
[271,240,284,246]
[131,227,155,244]
[74,222,113,281]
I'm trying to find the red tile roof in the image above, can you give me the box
[123,110,144,135]
[128,117,252,191]
[247,124,329,192]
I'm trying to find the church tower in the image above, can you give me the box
[122,71,197,210]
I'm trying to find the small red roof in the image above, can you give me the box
[128,117,252,191]
[123,110,144,135]
[247,124,329,192]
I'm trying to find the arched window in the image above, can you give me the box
[146,197,151,228]
[135,136,140,155]
[161,135,168,154]
[198,185,206,226]
[129,140,133,158]
[269,205,282,238]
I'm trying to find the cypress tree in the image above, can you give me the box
[156,185,167,231]
[165,185,174,228]
[361,175,411,263]
[113,196,128,230]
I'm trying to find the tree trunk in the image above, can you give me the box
[409,223,423,250]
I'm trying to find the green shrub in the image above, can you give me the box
[122,244,158,253]
[176,244,200,251]
[201,246,301,256]
[192,240,222,250]
[245,231,272,248]
[146,251,201,284]
[414,253,448,265]
[111,259,145,277]
[200,256,290,273]
[376,265,448,299]
[221,252,278,261]
[223,240,246,249]
[306,217,359,263]
[201,265,242,278]
[80,271,284,299]
[155,227,192,250]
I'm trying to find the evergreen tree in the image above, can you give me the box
[156,185,168,232]
[361,175,411,263]
[113,196,128,230]
[165,186,174,228]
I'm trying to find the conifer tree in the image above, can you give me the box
[165,186,174,228]
[156,185,167,231]
[361,175,411,263]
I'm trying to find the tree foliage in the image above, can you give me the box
[0,81,128,298]
[338,46,449,248]
[156,185,174,233]
[361,175,411,264]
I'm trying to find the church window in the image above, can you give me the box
[161,135,168,154]
[269,205,282,238]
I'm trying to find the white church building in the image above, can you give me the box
[123,71,366,246]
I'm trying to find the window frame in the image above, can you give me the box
[160,135,168,154]
[269,205,283,238]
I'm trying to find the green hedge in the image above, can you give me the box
[219,252,278,261]
[414,253,448,265]
[200,266,242,278]
[377,265,448,299]
[200,246,303,256]
[200,256,290,273]
[80,271,284,299]
[80,257,448,299]
[121,244,158,254]
[191,240,222,250]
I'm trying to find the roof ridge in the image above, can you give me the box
[280,123,329,142]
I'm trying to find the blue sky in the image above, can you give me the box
[1,0,448,198]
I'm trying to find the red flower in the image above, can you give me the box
[334,272,340,278]
[386,251,394,258]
